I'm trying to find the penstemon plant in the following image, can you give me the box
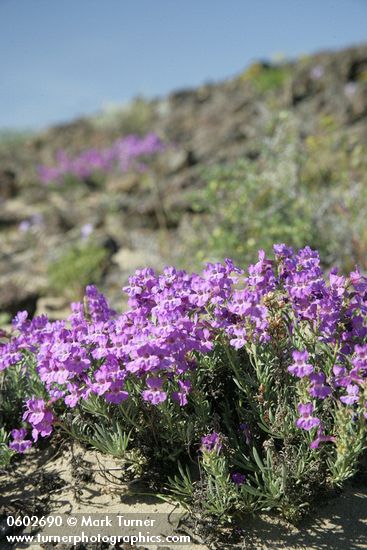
[38,132,165,185]
[1,244,367,524]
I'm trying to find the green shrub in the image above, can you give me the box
[0,129,32,148]
[48,241,108,300]
[184,111,367,273]
[92,98,155,136]
[240,62,291,93]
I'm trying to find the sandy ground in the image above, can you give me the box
[1,442,367,549]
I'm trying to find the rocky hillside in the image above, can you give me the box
[0,42,366,320]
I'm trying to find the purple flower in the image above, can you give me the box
[9,428,32,453]
[23,398,49,425]
[310,64,324,80]
[81,223,93,239]
[296,403,320,431]
[333,364,349,387]
[19,220,31,232]
[0,342,22,371]
[350,344,367,381]
[90,364,116,396]
[142,377,167,405]
[340,384,360,405]
[288,350,314,378]
[231,472,246,485]
[23,398,55,441]
[228,325,247,349]
[309,372,332,400]
[273,243,294,259]
[64,382,90,408]
[12,311,29,331]
[200,432,222,453]
[172,379,191,406]
[310,428,335,449]
[105,386,129,404]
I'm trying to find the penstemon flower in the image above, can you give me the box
[172,379,191,406]
[23,398,55,441]
[309,372,332,400]
[9,429,32,453]
[296,403,320,431]
[310,429,335,449]
[340,384,360,405]
[231,472,246,485]
[288,350,314,378]
[142,378,167,405]
[200,432,222,454]
[38,133,165,185]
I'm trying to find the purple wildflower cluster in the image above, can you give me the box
[2,244,367,453]
[38,133,165,184]
[8,428,32,453]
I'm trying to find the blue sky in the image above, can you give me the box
[0,0,366,130]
